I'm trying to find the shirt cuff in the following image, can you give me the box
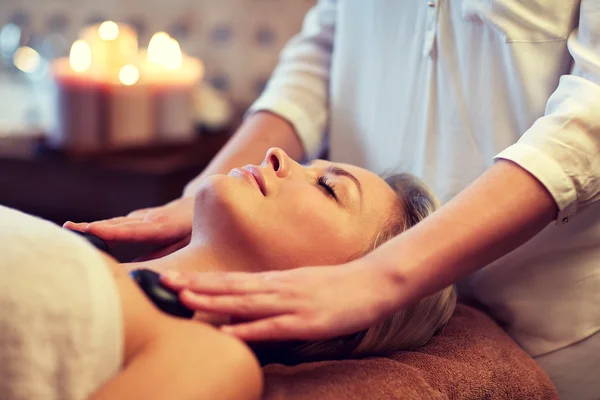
[247,94,324,160]
[494,143,578,225]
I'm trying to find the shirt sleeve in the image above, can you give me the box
[247,0,336,159]
[494,0,600,224]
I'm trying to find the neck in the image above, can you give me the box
[125,240,252,276]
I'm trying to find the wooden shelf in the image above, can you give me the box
[0,133,231,225]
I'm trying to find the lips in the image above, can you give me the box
[231,166,267,196]
[242,165,267,196]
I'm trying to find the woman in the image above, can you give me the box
[4,148,454,399]
[128,147,456,363]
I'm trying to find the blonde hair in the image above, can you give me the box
[256,173,457,365]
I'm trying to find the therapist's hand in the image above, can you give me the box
[63,196,194,246]
[161,261,401,341]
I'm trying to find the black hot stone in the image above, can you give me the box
[70,230,109,253]
[130,269,194,319]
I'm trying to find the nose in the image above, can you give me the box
[263,147,292,178]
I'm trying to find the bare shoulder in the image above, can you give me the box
[101,254,263,399]
[160,318,264,399]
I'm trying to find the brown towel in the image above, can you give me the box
[262,304,558,400]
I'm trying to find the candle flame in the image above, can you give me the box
[119,64,139,86]
[13,46,41,73]
[147,32,171,64]
[98,21,119,41]
[163,38,182,70]
[147,32,182,70]
[69,40,92,72]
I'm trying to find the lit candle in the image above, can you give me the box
[50,24,205,152]
[141,32,204,142]
[49,39,107,151]
[105,63,153,148]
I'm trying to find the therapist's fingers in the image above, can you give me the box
[66,206,169,231]
[63,221,88,230]
[85,221,167,242]
[179,290,292,318]
[64,216,141,231]
[88,216,141,226]
[219,316,304,342]
[66,219,183,244]
[65,197,195,245]
[162,271,279,294]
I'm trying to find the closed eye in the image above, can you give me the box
[317,176,338,201]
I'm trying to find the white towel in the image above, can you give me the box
[0,206,123,400]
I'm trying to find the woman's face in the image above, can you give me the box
[193,148,398,270]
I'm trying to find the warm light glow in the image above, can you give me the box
[163,38,183,70]
[147,32,183,70]
[147,32,172,65]
[98,21,119,41]
[119,64,139,86]
[69,40,92,72]
[13,46,41,73]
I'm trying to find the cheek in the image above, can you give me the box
[253,199,367,268]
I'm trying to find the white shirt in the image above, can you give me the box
[249,0,600,390]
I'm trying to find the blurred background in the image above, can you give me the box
[0,0,315,135]
[0,0,315,247]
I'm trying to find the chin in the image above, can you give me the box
[194,175,244,212]
[192,176,261,241]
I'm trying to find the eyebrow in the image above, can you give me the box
[308,161,363,200]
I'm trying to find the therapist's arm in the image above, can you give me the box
[369,0,600,304]
[368,159,558,308]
